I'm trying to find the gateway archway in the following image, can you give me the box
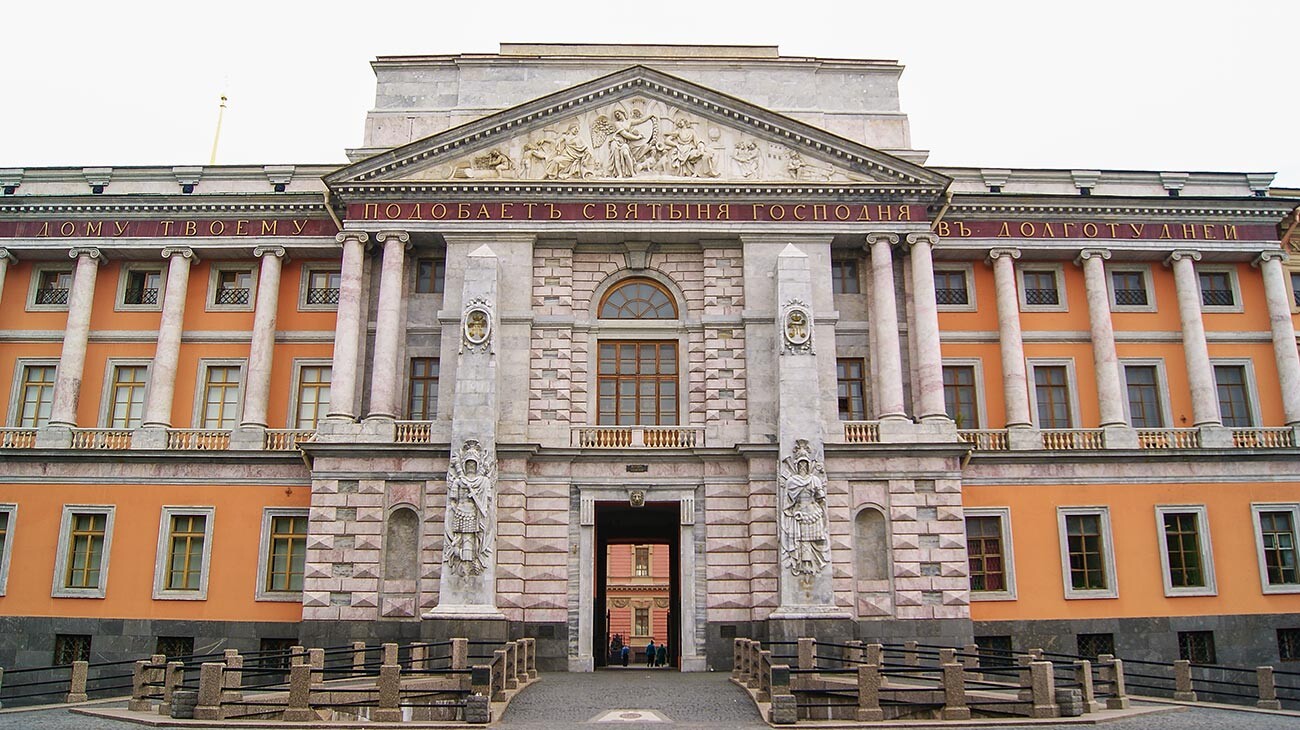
[595,501,679,668]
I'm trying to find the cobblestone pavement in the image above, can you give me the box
[3,680,1300,728]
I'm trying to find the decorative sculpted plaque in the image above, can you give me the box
[777,439,830,575]
[444,440,496,577]
[461,298,493,353]
[780,300,814,355]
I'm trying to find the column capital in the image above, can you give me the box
[1164,249,1202,267]
[161,246,198,262]
[1252,249,1288,268]
[905,232,939,248]
[986,247,1020,264]
[253,245,287,260]
[335,230,370,246]
[68,246,104,264]
[864,231,899,249]
[0,248,15,265]
[1074,248,1111,266]
[376,229,411,247]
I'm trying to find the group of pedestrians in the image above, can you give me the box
[644,638,668,667]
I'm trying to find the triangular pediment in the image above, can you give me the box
[327,66,950,190]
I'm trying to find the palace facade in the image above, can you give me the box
[1,44,1299,673]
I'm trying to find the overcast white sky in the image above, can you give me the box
[3,1,1297,185]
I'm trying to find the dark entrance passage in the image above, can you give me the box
[594,500,680,669]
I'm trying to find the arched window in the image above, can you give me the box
[598,279,678,319]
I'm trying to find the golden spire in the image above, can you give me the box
[209,95,228,165]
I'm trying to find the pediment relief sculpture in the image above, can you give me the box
[399,96,876,184]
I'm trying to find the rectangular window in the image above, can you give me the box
[1254,505,1300,591]
[965,515,1005,592]
[943,365,979,428]
[53,634,91,665]
[0,505,14,595]
[200,365,242,428]
[1110,270,1149,307]
[975,635,1014,668]
[108,365,148,429]
[1278,628,1300,661]
[1213,364,1253,427]
[35,269,73,306]
[124,269,162,306]
[407,358,439,420]
[415,258,446,294]
[1022,269,1060,306]
[1178,631,1217,664]
[214,269,253,306]
[934,269,969,306]
[154,507,215,600]
[836,358,866,421]
[597,341,678,426]
[53,506,115,598]
[156,636,194,661]
[1199,271,1235,307]
[633,607,650,637]
[1076,633,1115,660]
[1156,507,1215,596]
[17,364,56,427]
[294,365,331,429]
[831,259,860,294]
[1058,507,1117,599]
[264,513,307,595]
[258,637,297,681]
[305,269,341,306]
[1291,271,1300,309]
[1124,365,1164,428]
[634,546,650,577]
[1034,365,1072,428]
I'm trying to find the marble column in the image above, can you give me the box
[771,243,846,620]
[0,248,15,307]
[987,248,1037,449]
[39,247,102,446]
[1166,250,1229,445]
[427,244,504,621]
[1076,249,1138,448]
[365,230,410,429]
[134,247,197,449]
[867,232,907,422]
[324,231,368,424]
[231,246,285,450]
[1254,251,1300,428]
[905,233,950,426]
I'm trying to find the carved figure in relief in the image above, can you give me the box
[785,150,832,181]
[592,110,647,178]
[733,140,760,178]
[448,148,515,179]
[544,124,597,180]
[778,440,830,576]
[665,117,719,178]
[445,440,496,577]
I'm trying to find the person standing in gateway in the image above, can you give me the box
[645,638,655,667]
[656,642,667,668]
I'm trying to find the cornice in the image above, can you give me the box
[330,182,945,201]
[948,195,1293,220]
[0,198,332,218]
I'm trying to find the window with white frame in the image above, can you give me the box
[1253,504,1300,593]
[153,507,215,600]
[1057,507,1118,599]
[1290,271,1300,310]
[292,364,331,429]
[1109,268,1154,310]
[1122,363,1167,428]
[965,508,1016,600]
[1017,265,1067,311]
[300,266,341,310]
[1198,268,1238,309]
[208,266,255,310]
[942,363,981,429]
[29,266,73,310]
[197,363,243,429]
[106,364,149,429]
[1213,363,1256,428]
[934,267,974,309]
[0,504,16,596]
[1030,361,1076,429]
[256,508,308,601]
[120,266,164,309]
[52,505,115,598]
[1155,506,1216,597]
[12,361,57,427]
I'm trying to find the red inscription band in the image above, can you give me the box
[938,219,1273,242]
[0,219,339,239]
[349,201,920,223]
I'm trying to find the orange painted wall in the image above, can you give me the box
[0,482,307,621]
[967,481,1300,622]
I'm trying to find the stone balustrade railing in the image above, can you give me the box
[958,429,1010,451]
[1232,427,1296,448]
[843,421,880,444]
[264,429,315,451]
[69,428,133,450]
[1040,429,1105,450]
[570,426,704,448]
[395,420,435,444]
[1137,428,1201,449]
[0,428,38,448]
[165,429,231,450]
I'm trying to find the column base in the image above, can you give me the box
[359,415,397,442]
[1198,424,1234,448]
[421,605,506,621]
[568,656,595,672]
[313,419,363,443]
[35,425,73,448]
[229,425,266,450]
[131,426,170,450]
[1101,425,1139,449]
[680,656,708,672]
[1007,426,1041,451]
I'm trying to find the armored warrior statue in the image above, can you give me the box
[444,439,496,576]
[778,439,830,575]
